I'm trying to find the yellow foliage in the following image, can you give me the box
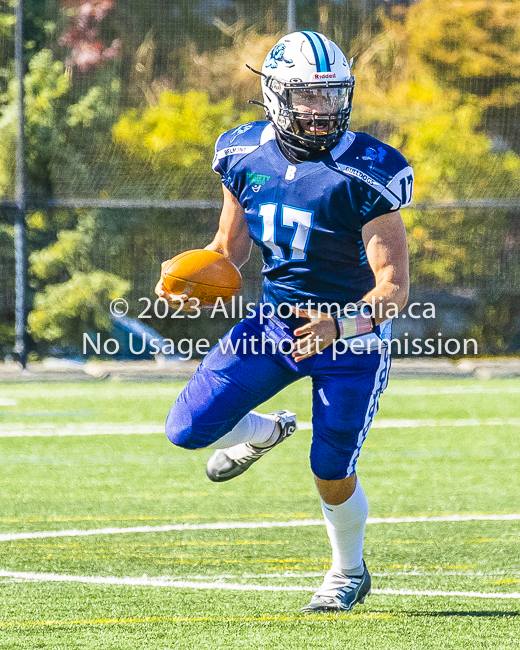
[113,90,255,169]
[405,0,520,82]
[184,31,279,104]
[348,3,520,287]
[26,212,47,231]
[350,5,520,205]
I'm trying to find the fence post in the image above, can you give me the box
[14,0,27,368]
[287,0,296,33]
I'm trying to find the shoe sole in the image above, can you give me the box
[300,586,371,613]
[206,410,296,482]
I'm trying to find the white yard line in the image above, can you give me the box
[367,513,520,523]
[385,386,520,396]
[374,588,520,600]
[118,570,520,580]
[1,513,519,542]
[1,418,520,437]
[0,570,518,600]
[0,519,324,541]
[371,418,520,428]
[0,423,166,437]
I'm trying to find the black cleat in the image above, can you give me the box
[206,410,297,483]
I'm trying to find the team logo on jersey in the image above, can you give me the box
[265,44,293,69]
[360,146,387,168]
[285,165,297,181]
[230,123,254,143]
[247,172,270,193]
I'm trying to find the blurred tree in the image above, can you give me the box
[112,89,256,199]
[0,47,127,350]
[0,48,119,198]
[394,0,520,154]
[350,6,520,283]
[181,30,276,105]
[400,0,520,104]
[28,210,129,346]
[58,0,120,74]
[348,4,520,351]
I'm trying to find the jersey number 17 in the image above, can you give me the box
[259,203,314,261]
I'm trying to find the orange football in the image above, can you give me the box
[161,249,242,307]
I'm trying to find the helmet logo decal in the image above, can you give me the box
[265,44,293,69]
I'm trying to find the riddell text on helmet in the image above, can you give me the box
[313,72,336,79]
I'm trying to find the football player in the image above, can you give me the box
[156,31,412,612]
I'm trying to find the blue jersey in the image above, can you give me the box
[212,121,413,307]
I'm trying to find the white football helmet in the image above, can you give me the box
[258,31,354,153]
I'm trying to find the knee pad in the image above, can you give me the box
[165,400,228,450]
[165,401,200,449]
[309,430,357,481]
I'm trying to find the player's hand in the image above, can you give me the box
[154,277,188,305]
[154,263,198,312]
[291,307,337,362]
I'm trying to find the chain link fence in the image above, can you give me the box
[0,0,519,357]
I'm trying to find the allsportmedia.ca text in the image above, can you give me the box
[110,296,437,323]
[83,331,478,361]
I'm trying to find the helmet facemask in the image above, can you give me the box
[264,76,355,153]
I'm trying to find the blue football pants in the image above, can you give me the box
[166,311,390,480]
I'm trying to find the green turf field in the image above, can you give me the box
[0,377,519,649]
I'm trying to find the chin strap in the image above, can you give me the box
[247,99,269,111]
[275,130,330,162]
[245,64,266,78]
[246,94,333,161]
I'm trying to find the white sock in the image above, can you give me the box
[206,411,277,450]
[321,479,369,576]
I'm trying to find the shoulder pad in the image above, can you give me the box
[332,132,414,209]
[212,121,274,175]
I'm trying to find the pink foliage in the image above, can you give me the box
[59,0,120,72]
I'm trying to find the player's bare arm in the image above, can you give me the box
[204,184,252,269]
[155,185,251,306]
[361,210,409,322]
[292,211,409,362]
